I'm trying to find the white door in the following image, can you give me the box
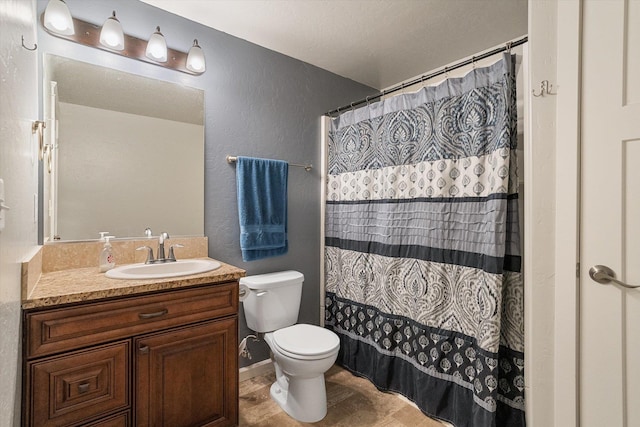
[580,1,640,426]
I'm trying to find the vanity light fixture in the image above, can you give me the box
[43,0,74,36]
[186,39,206,73]
[40,0,206,75]
[145,26,168,62]
[99,11,125,51]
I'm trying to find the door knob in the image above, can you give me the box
[589,265,639,289]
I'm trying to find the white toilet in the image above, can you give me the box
[240,270,340,423]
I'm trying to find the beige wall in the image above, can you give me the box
[525,1,558,426]
[0,1,39,426]
[527,1,583,426]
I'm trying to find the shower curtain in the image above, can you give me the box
[325,54,524,427]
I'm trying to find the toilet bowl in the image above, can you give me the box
[266,324,339,422]
[240,271,340,423]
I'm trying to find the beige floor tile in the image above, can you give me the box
[239,365,445,427]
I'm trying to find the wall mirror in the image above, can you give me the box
[42,54,205,243]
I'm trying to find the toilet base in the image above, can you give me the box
[269,374,328,423]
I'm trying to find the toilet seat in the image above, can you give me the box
[271,324,340,360]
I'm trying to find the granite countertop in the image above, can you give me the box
[23,258,246,310]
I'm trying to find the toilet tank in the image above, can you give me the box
[240,270,304,332]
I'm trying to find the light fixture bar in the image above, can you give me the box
[40,14,204,75]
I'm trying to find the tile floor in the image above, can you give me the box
[239,364,446,427]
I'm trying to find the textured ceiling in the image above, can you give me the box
[140,0,527,90]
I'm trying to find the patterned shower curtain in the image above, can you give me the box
[325,54,524,427]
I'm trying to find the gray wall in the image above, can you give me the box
[36,0,376,367]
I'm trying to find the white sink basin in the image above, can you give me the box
[106,259,221,280]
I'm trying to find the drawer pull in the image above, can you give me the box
[139,345,150,354]
[78,383,90,394]
[138,309,168,319]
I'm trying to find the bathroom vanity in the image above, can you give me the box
[21,254,244,427]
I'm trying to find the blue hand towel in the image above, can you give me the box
[236,156,288,261]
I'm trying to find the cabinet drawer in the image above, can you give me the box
[27,341,129,427]
[26,282,237,358]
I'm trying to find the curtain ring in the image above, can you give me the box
[471,56,476,69]
[350,102,355,112]
[365,96,370,105]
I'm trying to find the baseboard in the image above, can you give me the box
[239,359,274,382]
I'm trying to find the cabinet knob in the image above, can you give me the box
[139,344,149,354]
[78,383,90,394]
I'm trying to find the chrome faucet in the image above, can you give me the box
[157,232,169,262]
[136,231,183,264]
[136,246,155,264]
[167,244,184,262]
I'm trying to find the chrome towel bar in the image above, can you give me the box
[226,155,312,172]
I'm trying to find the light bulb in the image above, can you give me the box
[99,11,124,51]
[43,0,74,36]
[146,27,167,62]
[186,39,205,73]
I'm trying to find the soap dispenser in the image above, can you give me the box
[99,236,116,272]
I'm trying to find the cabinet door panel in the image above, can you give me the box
[27,341,129,427]
[135,318,238,427]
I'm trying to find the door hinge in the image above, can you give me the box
[576,262,580,278]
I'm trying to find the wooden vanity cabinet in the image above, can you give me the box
[23,282,239,427]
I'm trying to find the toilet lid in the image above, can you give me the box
[272,324,340,358]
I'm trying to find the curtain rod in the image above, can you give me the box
[325,35,528,117]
